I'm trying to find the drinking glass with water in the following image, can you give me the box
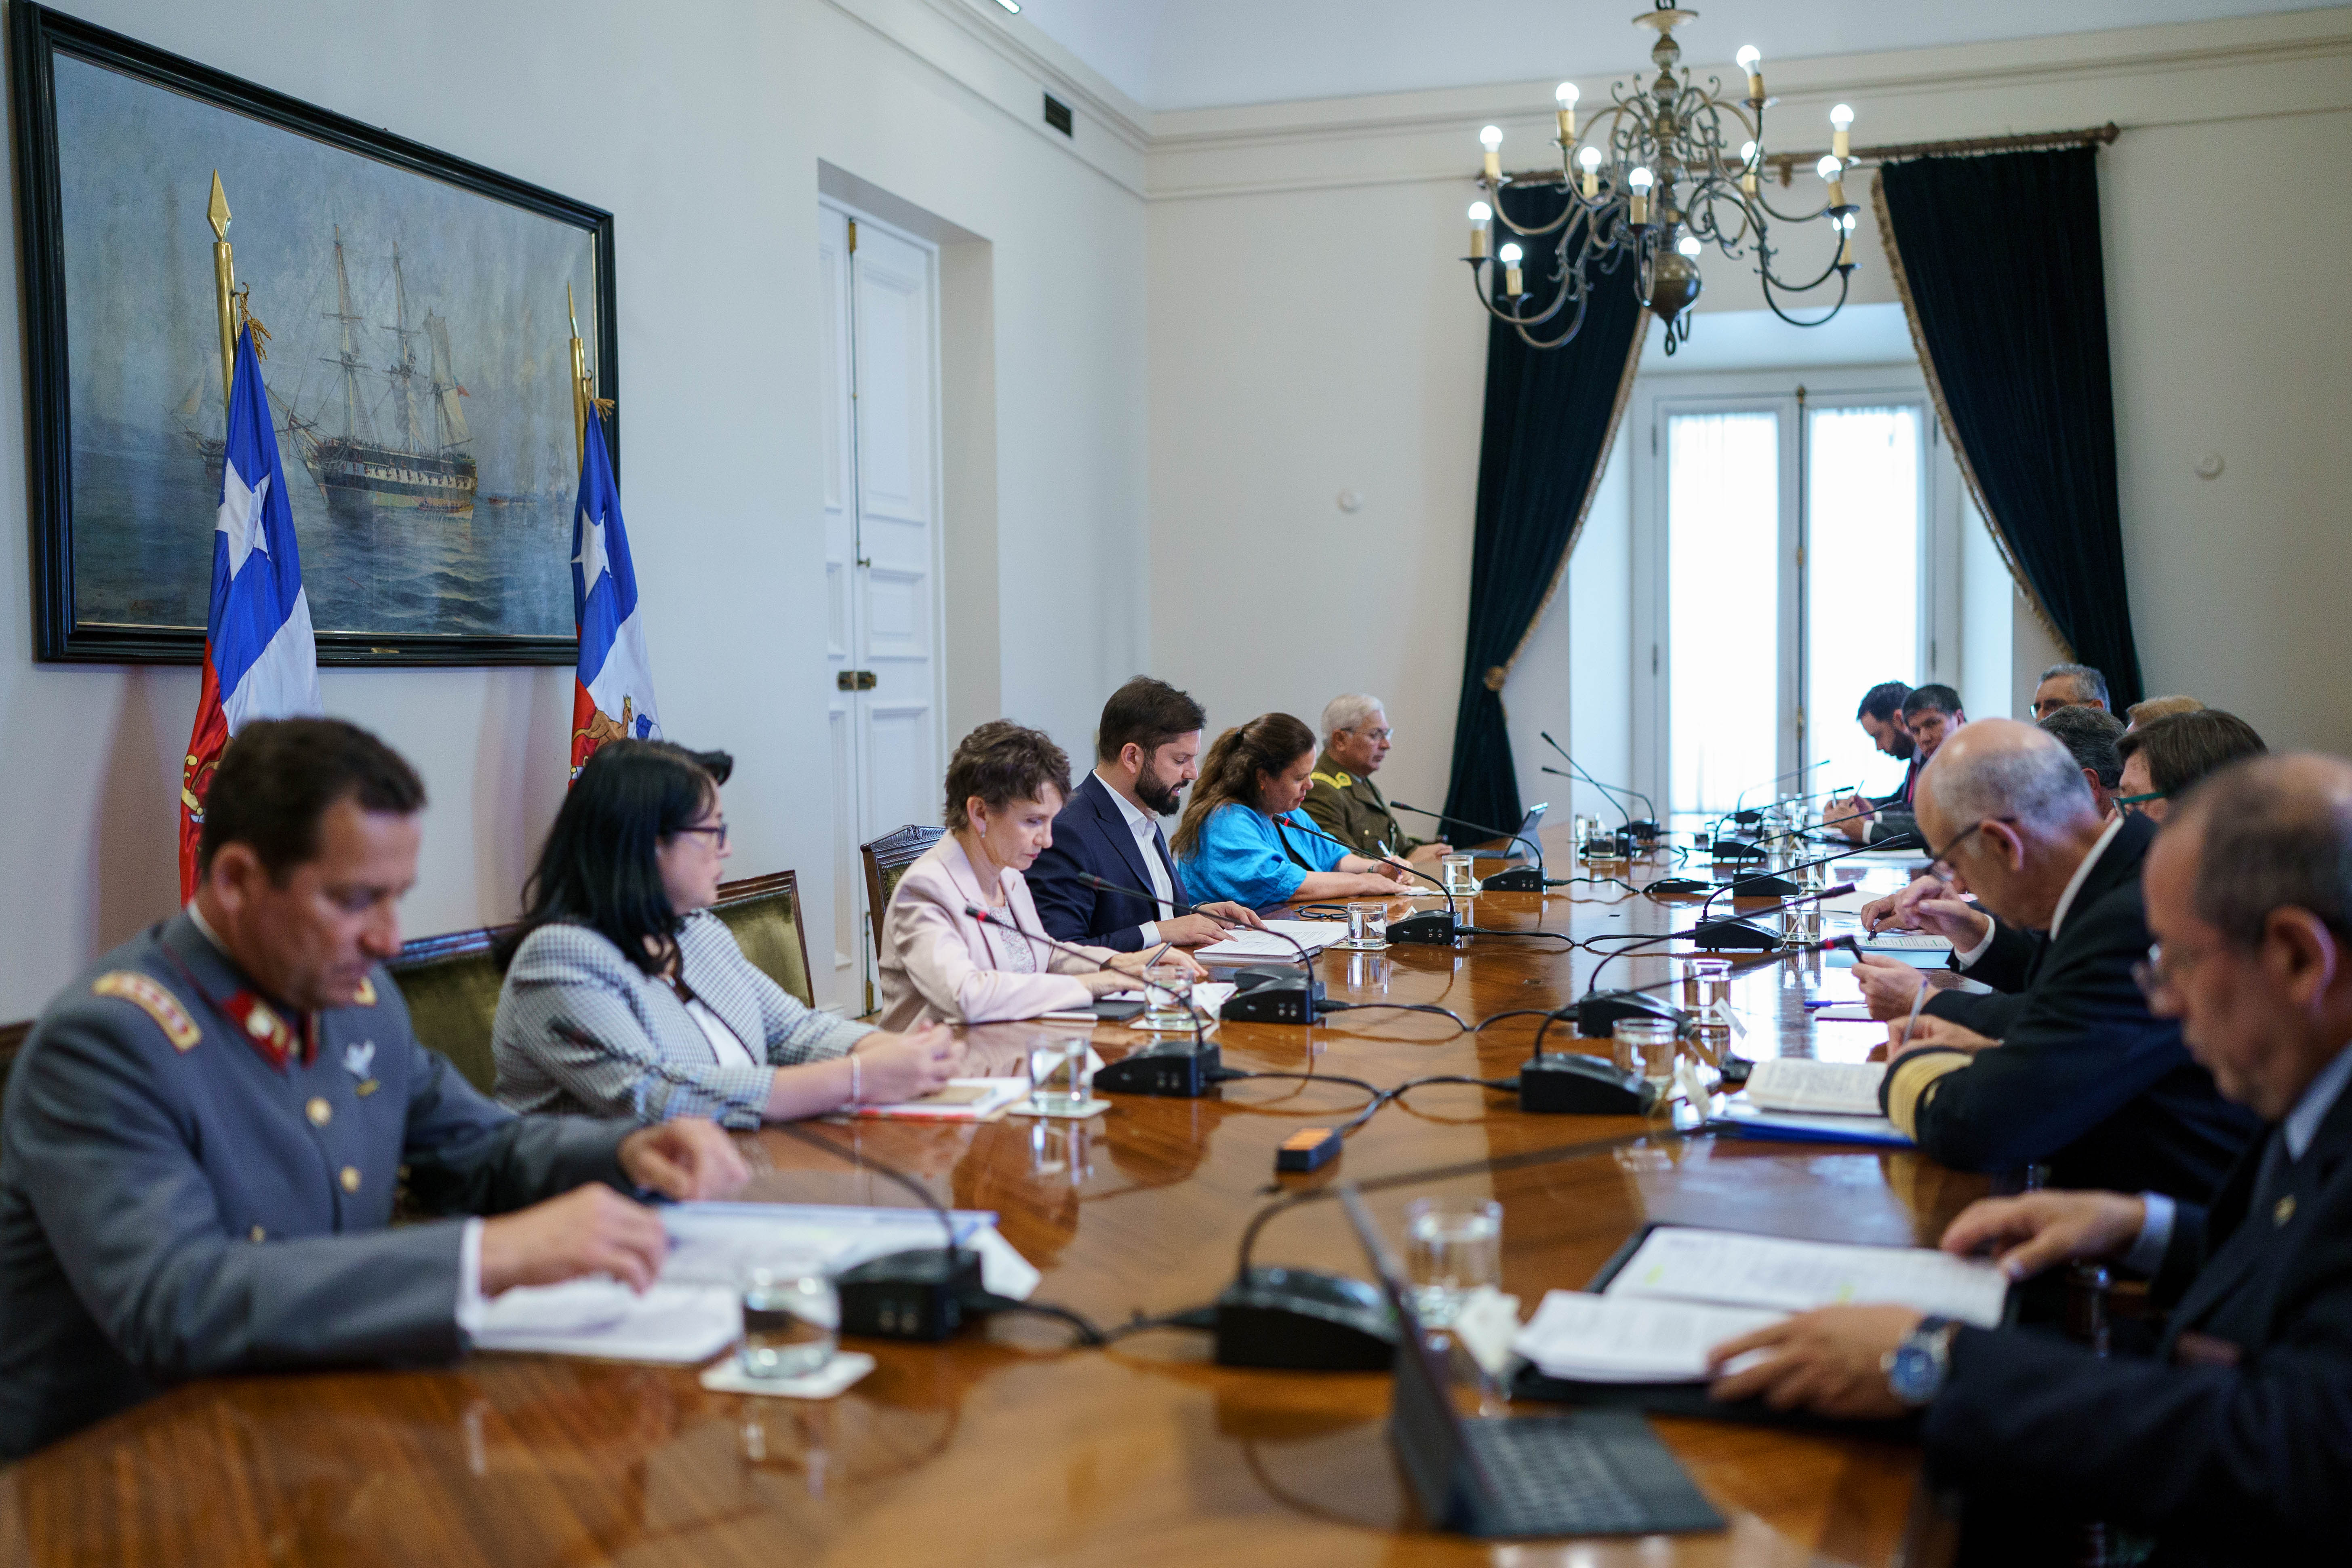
[739,1255,838,1380]
[1027,1036,1094,1113]
[1139,964,1196,1032]
[1341,901,1389,949]
[1403,1196,1502,1328]
[1440,853,1481,895]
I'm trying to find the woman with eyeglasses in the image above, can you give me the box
[493,740,959,1126]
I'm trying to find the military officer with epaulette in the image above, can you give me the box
[1300,694,1452,865]
[0,718,748,1459]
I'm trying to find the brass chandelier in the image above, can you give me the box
[1463,2,1858,353]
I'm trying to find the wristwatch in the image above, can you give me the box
[1882,1315,1959,1408]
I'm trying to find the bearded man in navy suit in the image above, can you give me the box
[1029,678,1264,952]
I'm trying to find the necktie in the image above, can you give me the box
[2249,1132,2296,1229]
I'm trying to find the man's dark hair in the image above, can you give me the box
[501,740,730,976]
[944,721,1072,828]
[2038,705,2126,789]
[1097,677,1207,762]
[1855,681,1912,724]
[2177,756,2352,949]
[2117,709,2268,798]
[197,718,426,881]
[1900,683,1964,720]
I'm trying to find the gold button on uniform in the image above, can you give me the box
[2275,1194,2296,1227]
[340,1166,362,1193]
[249,1225,266,1243]
[306,1097,333,1126]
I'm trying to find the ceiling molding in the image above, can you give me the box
[913,0,1154,152]
[1145,8,2352,201]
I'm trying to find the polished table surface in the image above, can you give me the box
[0,836,1983,1567]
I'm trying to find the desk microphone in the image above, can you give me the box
[964,905,1221,1095]
[1386,800,1550,892]
[1578,880,1855,1005]
[1073,871,1322,1024]
[1538,732,1661,842]
[1699,831,1920,904]
[1271,813,1459,945]
[1723,760,1831,829]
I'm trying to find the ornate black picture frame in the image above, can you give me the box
[12,2,617,664]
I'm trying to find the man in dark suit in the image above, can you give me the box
[1708,753,2352,1564]
[1874,719,2258,1199]
[0,719,747,1457]
[1029,678,1263,953]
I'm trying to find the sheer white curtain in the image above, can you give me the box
[1667,411,1779,815]
[1807,406,1921,802]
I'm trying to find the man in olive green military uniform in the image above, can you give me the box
[0,718,748,1458]
[1301,695,1451,864]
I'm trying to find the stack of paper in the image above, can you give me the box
[472,1202,1041,1364]
[1741,1057,1886,1115]
[1512,1291,1783,1384]
[1192,920,1342,965]
[1602,1227,2009,1325]
[846,1077,1032,1122]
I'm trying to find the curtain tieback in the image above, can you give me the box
[1482,666,1508,692]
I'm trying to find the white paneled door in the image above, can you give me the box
[820,202,944,1011]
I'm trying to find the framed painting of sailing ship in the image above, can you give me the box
[12,2,616,664]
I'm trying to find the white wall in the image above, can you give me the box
[0,0,1150,1017]
[1146,10,2352,806]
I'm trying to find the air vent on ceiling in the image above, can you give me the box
[1043,93,1073,137]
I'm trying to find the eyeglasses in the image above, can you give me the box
[2030,697,2083,718]
[1349,727,1394,744]
[675,821,730,849]
[2132,940,2195,1005]
[1924,816,2011,882]
[2115,789,2168,815]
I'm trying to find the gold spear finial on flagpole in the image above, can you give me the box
[567,281,589,470]
[208,172,236,410]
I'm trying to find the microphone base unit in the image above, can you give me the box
[1572,990,1689,1040]
[1624,819,1664,842]
[1095,1038,1224,1095]
[1388,911,1459,945]
[1518,1053,1660,1116]
[836,1247,987,1342]
[1690,917,1781,952]
[1478,867,1546,893]
[1220,976,1317,1025]
[1720,871,1800,897]
[1213,1266,1399,1371]
[1649,876,1710,896]
[1710,839,1769,861]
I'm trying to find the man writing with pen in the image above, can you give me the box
[1823,682,1962,846]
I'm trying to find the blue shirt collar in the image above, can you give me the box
[2285,1041,2352,1161]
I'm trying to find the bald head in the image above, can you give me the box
[1921,718,2099,840]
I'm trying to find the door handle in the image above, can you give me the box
[836,670,878,692]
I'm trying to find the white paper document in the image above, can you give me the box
[1192,920,1343,964]
[1742,1057,1887,1115]
[473,1202,1040,1363]
[1601,1226,2009,1326]
[1513,1290,1783,1384]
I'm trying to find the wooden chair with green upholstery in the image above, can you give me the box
[860,825,945,963]
[710,870,816,1006]
[385,927,510,1095]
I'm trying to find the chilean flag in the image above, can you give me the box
[569,411,659,779]
[178,323,322,899]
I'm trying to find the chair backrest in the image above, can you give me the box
[386,926,510,1095]
[0,1019,30,1150]
[711,870,815,1006]
[861,825,947,962]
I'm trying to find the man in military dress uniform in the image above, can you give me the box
[1301,694,1450,864]
[0,719,747,1458]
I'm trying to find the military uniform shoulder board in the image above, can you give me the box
[1310,770,1353,789]
[92,971,202,1052]
[352,975,378,1007]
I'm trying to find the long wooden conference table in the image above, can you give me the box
[0,830,1985,1567]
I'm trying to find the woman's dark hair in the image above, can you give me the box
[497,740,731,974]
[943,721,1072,830]
[1171,712,1316,859]
[2116,709,2267,798]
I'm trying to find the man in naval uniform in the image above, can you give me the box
[0,718,747,1458]
[1301,694,1450,864]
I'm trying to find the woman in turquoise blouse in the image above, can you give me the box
[1173,713,1414,909]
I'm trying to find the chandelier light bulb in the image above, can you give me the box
[1480,123,1504,182]
[1830,103,1855,129]
[1498,242,1523,265]
[1628,166,1654,192]
[1579,146,1603,172]
[1676,232,1703,257]
[1556,82,1579,108]
[1737,44,1764,101]
[1817,155,1842,181]
[1736,45,1761,71]
[1480,125,1504,151]
[1740,141,1758,162]
[1468,201,1492,222]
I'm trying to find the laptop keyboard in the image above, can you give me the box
[1461,1415,1656,1535]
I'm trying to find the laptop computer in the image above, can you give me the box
[1334,1183,1724,1541]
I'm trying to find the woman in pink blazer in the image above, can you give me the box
[878,722,1203,1029]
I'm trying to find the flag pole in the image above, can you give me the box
[567,282,589,470]
[207,172,236,409]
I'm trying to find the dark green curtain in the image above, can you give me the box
[1877,147,2145,707]
[1442,186,1644,833]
